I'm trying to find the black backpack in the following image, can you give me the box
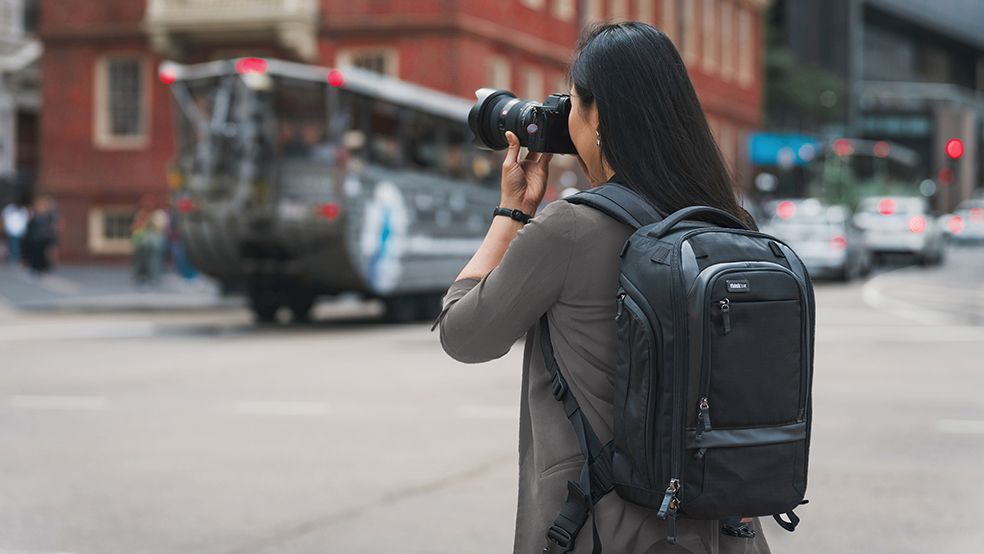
[540,183,814,553]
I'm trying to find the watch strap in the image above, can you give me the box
[493,206,532,224]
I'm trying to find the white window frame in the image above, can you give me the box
[660,0,678,44]
[636,0,654,24]
[523,67,544,100]
[93,55,151,150]
[488,55,511,90]
[737,6,753,87]
[585,0,603,23]
[702,0,718,73]
[521,0,546,9]
[681,0,697,64]
[720,0,735,81]
[610,0,628,21]
[336,47,400,77]
[552,0,575,21]
[87,206,135,255]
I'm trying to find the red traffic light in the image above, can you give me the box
[945,138,964,160]
[832,138,854,157]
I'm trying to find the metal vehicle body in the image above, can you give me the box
[763,199,871,280]
[162,58,502,322]
[940,200,984,244]
[853,196,945,265]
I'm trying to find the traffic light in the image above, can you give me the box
[945,138,964,160]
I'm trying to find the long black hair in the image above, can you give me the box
[569,22,751,225]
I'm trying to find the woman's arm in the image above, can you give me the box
[435,132,575,363]
[455,131,552,281]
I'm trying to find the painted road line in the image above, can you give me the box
[9,395,108,411]
[862,268,958,326]
[0,321,158,342]
[819,325,984,342]
[457,404,519,420]
[937,419,984,434]
[235,401,331,417]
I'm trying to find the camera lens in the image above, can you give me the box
[468,88,576,154]
[468,88,537,151]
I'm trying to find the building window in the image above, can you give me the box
[636,0,654,24]
[720,0,735,81]
[737,6,753,86]
[521,0,545,9]
[553,0,575,21]
[87,207,134,255]
[610,0,628,21]
[337,48,399,77]
[0,0,21,38]
[94,57,149,149]
[488,55,511,90]
[585,0,603,23]
[523,68,544,100]
[681,0,697,64]
[660,0,677,44]
[702,0,718,73]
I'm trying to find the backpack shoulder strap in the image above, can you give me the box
[565,182,665,230]
[539,314,615,554]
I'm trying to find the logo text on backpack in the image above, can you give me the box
[726,280,750,293]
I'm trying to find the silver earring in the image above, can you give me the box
[596,130,601,146]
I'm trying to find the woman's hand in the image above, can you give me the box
[500,131,553,215]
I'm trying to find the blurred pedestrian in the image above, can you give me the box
[2,199,29,264]
[131,199,168,286]
[23,196,58,275]
[167,206,198,281]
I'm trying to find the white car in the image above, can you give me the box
[853,196,945,265]
[940,200,984,244]
[765,199,871,280]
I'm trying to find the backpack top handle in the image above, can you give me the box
[648,206,749,239]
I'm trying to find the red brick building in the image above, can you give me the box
[39,0,768,260]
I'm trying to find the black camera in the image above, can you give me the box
[468,88,577,154]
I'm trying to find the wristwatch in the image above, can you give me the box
[493,206,533,224]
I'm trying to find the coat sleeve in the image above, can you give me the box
[433,200,577,364]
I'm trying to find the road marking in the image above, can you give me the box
[457,404,518,420]
[862,267,970,325]
[937,419,984,434]
[9,395,108,411]
[235,401,331,417]
[0,321,159,342]
[819,325,984,342]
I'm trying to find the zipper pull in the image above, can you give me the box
[615,292,626,320]
[719,298,731,334]
[695,397,711,441]
[656,478,680,519]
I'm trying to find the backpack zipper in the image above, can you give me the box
[719,298,731,334]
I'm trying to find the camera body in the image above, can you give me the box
[468,88,578,155]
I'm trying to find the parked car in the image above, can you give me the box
[764,198,872,281]
[940,199,984,244]
[853,196,945,265]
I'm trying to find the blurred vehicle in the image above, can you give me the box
[161,58,502,323]
[764,198,871,281]
[853,196,945,265]
[939,199,984,244]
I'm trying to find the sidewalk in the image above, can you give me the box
[0,263,242,312]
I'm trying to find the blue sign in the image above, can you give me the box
[748,133,821,167]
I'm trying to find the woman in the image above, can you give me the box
[435,23,769,553]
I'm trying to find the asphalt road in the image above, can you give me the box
[1,247,983,554]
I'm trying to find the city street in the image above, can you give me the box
[2,247,983,554]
